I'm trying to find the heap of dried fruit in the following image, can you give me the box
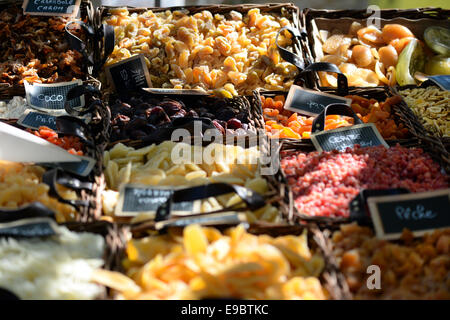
[102,142,279,223]
[104,8,298,96]
[317,23,418,87]
[0,161,77,222]
[332,223,450,299]
[100,224,326,300]
[109,96,250,142]
[262,94,409,139]
[0,5,85,84]
[399,87,450,138]
[27,126,84,156]
[281,145,448,218]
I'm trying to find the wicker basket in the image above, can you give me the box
[96,3,304,94]
[271,137,450,228]
[0,0,95,100]
[302,7,450,91]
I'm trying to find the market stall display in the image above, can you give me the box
[0,2,449,301]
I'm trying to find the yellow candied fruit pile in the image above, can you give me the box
[0,161,77,222]
[113,224,326,300]
[332,223,450,299]
[104,8,298,97]
[102,141,279,223]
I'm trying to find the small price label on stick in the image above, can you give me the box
[24,80,84,113]
[0,217,58,238]
[310,123,389,152]
[105,54,153,94]
[116,184,200,218]
[22,0,81,17]
[284,85,351,116]
[17,110,57,130]
[368,189,450,240]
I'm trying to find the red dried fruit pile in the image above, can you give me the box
[28,126,84,156]
[281,145,449,218]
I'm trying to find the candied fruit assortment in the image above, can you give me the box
[102,224,327,300]
[0,5,85,84]
[104,8,298,96]
[281,145,448,218]
[27,126,84,156]
[332,223,450,299]
[262,94,410,139]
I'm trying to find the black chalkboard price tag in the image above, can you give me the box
[38,155,96,177]
[142,88,210,96]
[17,110,57,130]
[0,217,58,238]
[116,184,200,217]
[24,80,84,113]
[310,123,389,152]
[22,0,81,17]
[284,85,351,116]
[368,189,450,240]
[105,54,153,94]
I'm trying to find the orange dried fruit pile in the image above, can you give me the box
[27,126,84,156]
[261,94,409,140]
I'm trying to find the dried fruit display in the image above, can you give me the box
[399,87,450,138]
[281,145,448,218]
[0,5,85,85]
[316,23,427,87]
[103,8,298,97]
[262,94,409,139]
[0,161,77,222]
[109,96,250,142]
[102,224,326,300]
[0,97,29,119]
[27,126,84,156]
[102,142,279,223]
[332,223,450,299]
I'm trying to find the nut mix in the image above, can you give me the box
[0,5,85,85]
[104,8,298,97]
